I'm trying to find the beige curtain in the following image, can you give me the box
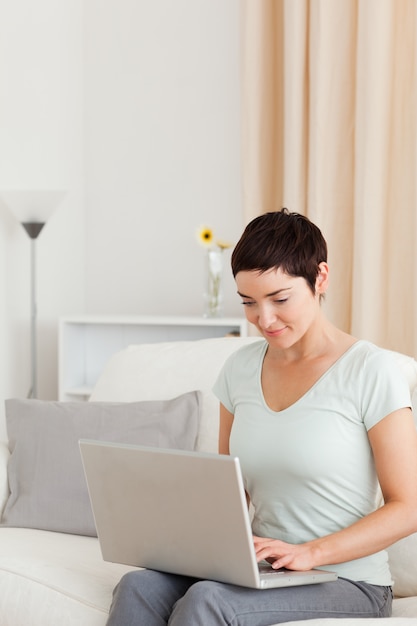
[242,0,417,356]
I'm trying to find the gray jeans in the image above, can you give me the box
[106,569,393,626]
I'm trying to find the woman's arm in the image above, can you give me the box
[218,403,234,455]
[255,407,417,570]
[218,403,251,507]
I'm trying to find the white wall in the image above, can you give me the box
[0,0,243,436]
[0,0,85,439]
[84,0,243,317]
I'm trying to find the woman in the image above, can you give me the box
[107,209,417,625]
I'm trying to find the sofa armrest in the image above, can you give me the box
[0,440,10,518]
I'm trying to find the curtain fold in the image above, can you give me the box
[242,0,417,354]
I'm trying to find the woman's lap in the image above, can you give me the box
[107,569,392,626]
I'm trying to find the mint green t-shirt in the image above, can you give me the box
[213,339,411,585]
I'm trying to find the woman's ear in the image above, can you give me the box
[316,262,329,296]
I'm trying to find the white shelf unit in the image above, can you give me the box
[58,315,248,401]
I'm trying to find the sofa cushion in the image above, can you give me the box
[0,442,9,519]
[1,394,201,536]
[90,336,262,453]
[0,528,136,626]
[388,532,417,598]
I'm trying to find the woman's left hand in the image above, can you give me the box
[253,535,317,571]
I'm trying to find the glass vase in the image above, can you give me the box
[204,248,224,318]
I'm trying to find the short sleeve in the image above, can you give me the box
[360,348,412,430]
[212,357,234,413]
[212,340,266,414]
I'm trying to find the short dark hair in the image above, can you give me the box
[231,209,328,295]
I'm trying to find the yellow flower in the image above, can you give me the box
[196,225,233,251]
[197,225,214,247]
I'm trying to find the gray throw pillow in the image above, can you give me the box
[1,393,201,536]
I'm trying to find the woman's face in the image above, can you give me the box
[235,265,328,349]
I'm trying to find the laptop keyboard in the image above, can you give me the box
[258,564,286,575]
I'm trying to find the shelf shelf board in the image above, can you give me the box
[64,386,93,398]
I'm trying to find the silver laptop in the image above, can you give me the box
[79,440,338,589]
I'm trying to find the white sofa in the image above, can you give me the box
[0,336,417,626]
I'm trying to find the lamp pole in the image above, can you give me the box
[0,189,67,399]
[21,221,45,399]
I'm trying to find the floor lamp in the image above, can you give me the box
[0,190,66,398]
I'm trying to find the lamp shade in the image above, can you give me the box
[0,190,67,224]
